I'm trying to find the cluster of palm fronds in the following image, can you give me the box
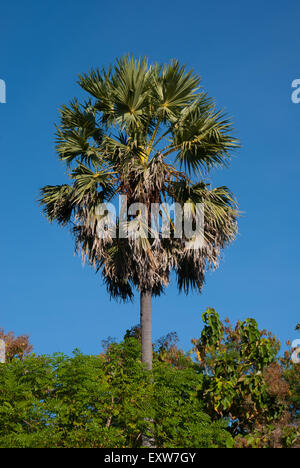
[40,56,239,301]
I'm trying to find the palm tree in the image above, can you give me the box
[40,56,239,370]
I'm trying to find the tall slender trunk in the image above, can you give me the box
[140,291,152,370]
[140,290,155,447]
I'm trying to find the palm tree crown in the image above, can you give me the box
[40,56,238,305]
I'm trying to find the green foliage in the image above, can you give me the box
[0,336,232,448]
[152,362,233,448]
[0,352,125,448]
[193,308,283,435]
[1,311,297,448]
[284,363,300,420]
[235,423,300,448]
[280,328,300,423]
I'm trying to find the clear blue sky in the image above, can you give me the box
[0,0,299,355]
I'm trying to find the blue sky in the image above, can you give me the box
[0,0,299,355]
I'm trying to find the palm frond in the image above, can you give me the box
[71,162,116,203]
[39,184,74,225]
[169,96,239,175]
[152,60,201,121]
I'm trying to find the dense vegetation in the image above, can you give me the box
[0,310,299,448]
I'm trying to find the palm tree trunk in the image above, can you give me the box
[140,290,155,447]
[140,291,152,370]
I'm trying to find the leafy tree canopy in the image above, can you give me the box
[0,311,299,448]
